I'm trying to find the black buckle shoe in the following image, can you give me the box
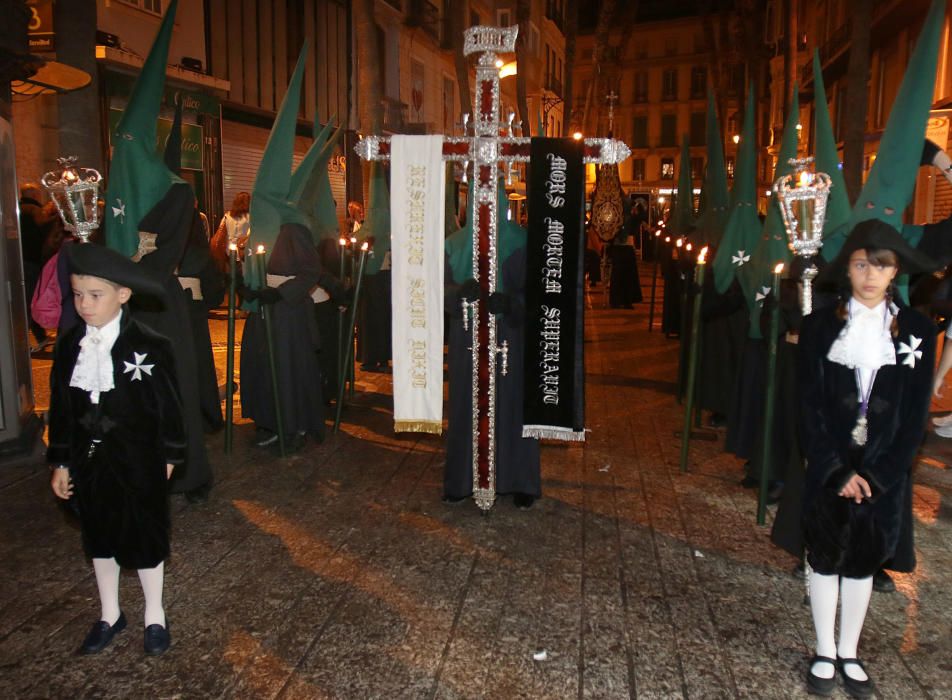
[80,612,127,654]
[838,657,874,698]
[806,655,837,696]
[144,622,171,656]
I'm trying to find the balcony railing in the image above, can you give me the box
[545,78,563,98]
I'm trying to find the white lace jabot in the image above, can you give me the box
[69,312,122,404]
[826,298,896,398]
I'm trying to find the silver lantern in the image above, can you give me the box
[41,156,103,243]
[774,156,831,315]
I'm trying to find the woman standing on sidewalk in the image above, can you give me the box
[798,219,938,697]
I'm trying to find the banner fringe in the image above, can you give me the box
[394,420,443,435]
[522,426,586,442]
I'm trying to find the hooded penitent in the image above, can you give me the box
[248,41,311,263]
[445,178,526,292]
[360,160,392,275]
[694,91,730,248]
[811,51,851,255]
[669,135,694,237]
[105,0,184,258]
[712,84,759,294]
[290,116,344,243]
[838,0,944,239]
[736,85,800,339]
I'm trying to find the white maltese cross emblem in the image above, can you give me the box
[123,352,154,381]
[897,335,923,368]
[112,198,126,223]
[732,250,750,266]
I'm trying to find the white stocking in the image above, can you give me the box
[838,575,873,681]
[809,571,839,679]
[92,557,121,625]
[137,561,166,628]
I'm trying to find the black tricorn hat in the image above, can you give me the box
[818,218,939,286]
[66,242,167,303]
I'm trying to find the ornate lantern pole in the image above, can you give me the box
[774,156,831,314]
[41,156,103,243]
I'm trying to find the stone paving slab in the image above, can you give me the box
[2,279,951,699]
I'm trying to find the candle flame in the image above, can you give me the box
[256,244,265,254]
[339,237,346,246]
[361,241,369,251]
[797,170,811,188]
[698,246,709,264]
[350,236,357,244]
[664,236,671,243]
[774,262,785,274]
[685,243,693,251]
[228,243,237,251]
[676,238,683,248]
[655,231,661,237]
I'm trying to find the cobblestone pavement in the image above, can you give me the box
[2,278,951,699]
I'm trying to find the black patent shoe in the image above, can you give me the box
[838,657,875,698]
[185,483,211,504]
[873,569,896,593]
[513,493,536,510]
[80,612,127,654]
[806,655,836,696]
[144,622,171,656]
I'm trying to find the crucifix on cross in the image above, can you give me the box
[355,25,630,511]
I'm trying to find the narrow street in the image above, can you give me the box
[2,266,951,699]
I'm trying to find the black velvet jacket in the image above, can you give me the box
[47,310,186,568]
[798,303,935,576]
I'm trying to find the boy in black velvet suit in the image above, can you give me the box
[48,243,185,656]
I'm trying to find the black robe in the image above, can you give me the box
[240,223,334,440]
[315,238,343,400]
[177,209,225,432]
[47,310,186,569]
[608,243,642,307]
[133,183,213,494]
[798,305,934,577]
[697,277,747,418]
[358,270,392,366]
[444,246,541,500]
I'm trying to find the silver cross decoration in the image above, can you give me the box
[355,25,630,511]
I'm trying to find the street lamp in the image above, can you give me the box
[774,156,831,314]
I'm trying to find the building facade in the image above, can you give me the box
[572,13,768,216]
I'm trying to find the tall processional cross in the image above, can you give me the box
[355,26,630,511]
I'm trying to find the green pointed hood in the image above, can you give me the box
[694,91,730,247]
[670,135,694,236]
[162,96,183,175]
[445,179,525,290]
[292,117,344,243]
[712,84,759,293]
[812,51,853,262]
[737,86,801,338]
[105,0,184,257]
[847,0,943,233]
[361,159,391,274]
[248,41,310,262]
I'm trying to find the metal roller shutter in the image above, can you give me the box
[220,119,347,233]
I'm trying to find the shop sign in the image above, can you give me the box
[27,0,55,52]
[108,109,204,171]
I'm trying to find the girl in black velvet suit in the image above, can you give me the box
[798,220,938,697]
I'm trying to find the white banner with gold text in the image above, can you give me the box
[390,135,445,433]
